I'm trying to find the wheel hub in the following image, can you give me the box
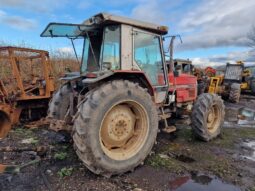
[206,104,220,133]
[109,113,134,142]
[101,105,136,148]
[100,100,149,161]
[207,110,214,124]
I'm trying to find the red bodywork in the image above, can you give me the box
[104,70,197,104]
[159,72,197,103]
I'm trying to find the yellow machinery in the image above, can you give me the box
[208,75,224,94]
[208,62,244,103]
[208,61,255,102]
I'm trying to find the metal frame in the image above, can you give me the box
[0,46,54,100]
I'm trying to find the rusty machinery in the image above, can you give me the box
[0,47,55,138]
[41,13,225,176]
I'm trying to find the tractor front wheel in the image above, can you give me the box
[73,80,158,176]
[191,93,225,141]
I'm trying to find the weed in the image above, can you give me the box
[57,167,73,178]
[54,152,68,160]
[14,128,33,137]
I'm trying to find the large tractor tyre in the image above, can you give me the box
[73,80,158,177]
[229,83,241,103]
[191,93,225,142]
[47,84,72,124]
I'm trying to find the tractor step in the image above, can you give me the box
[159,113,171,120]
[162,126,176,134]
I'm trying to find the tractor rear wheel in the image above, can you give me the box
[229,83,241,103]
[73,80,158,176]
[47,84,72,124]
[191,93,225,141]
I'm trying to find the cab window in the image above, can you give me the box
[100,25,120,70]
[134,31,165,86]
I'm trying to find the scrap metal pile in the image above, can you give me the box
[0,47,55,139]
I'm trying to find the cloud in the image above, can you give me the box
[191,57,224,68]
[131,0,165,24]
[0,0,67,13]
[0,10,37,30]
[192,50,255,68]
[130,0,181,24]
[177,0,255,51]
[210,50,255,63]
[57,47,74,54]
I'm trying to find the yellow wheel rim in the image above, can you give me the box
[100,101,149,161]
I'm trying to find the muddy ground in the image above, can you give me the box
[0,96,255,191]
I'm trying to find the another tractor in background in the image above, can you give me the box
[0,47,55,139]
[208,62,244,103]
[42,13,225,176]
[171,59,216,95]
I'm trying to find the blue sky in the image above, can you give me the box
[0,0,254,67]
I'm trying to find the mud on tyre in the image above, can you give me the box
[191,93,225,142]
[73,80,158,176]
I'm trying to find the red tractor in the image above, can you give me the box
[41,13,225,176]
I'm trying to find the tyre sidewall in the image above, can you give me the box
[48,83,72,120]
[81,85,158,173]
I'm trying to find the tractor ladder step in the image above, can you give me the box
[162,126,177,134]
[159,113,171,120]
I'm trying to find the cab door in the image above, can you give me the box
[133,29,168,103]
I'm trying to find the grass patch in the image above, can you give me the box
[212,128,255,148]
[248,186,255,191]
[57,167,73,178]
[54,152,68,160]
[14,128,34,137]
[146,154,185,174]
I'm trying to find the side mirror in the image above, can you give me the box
[174,71,179,77]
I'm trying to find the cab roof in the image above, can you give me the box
[82,12,169,35]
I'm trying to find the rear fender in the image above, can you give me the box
[82,70,155,98]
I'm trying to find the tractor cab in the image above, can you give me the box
[174,59,194,75]
[41,13,197,104]
[41,13,167,84]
